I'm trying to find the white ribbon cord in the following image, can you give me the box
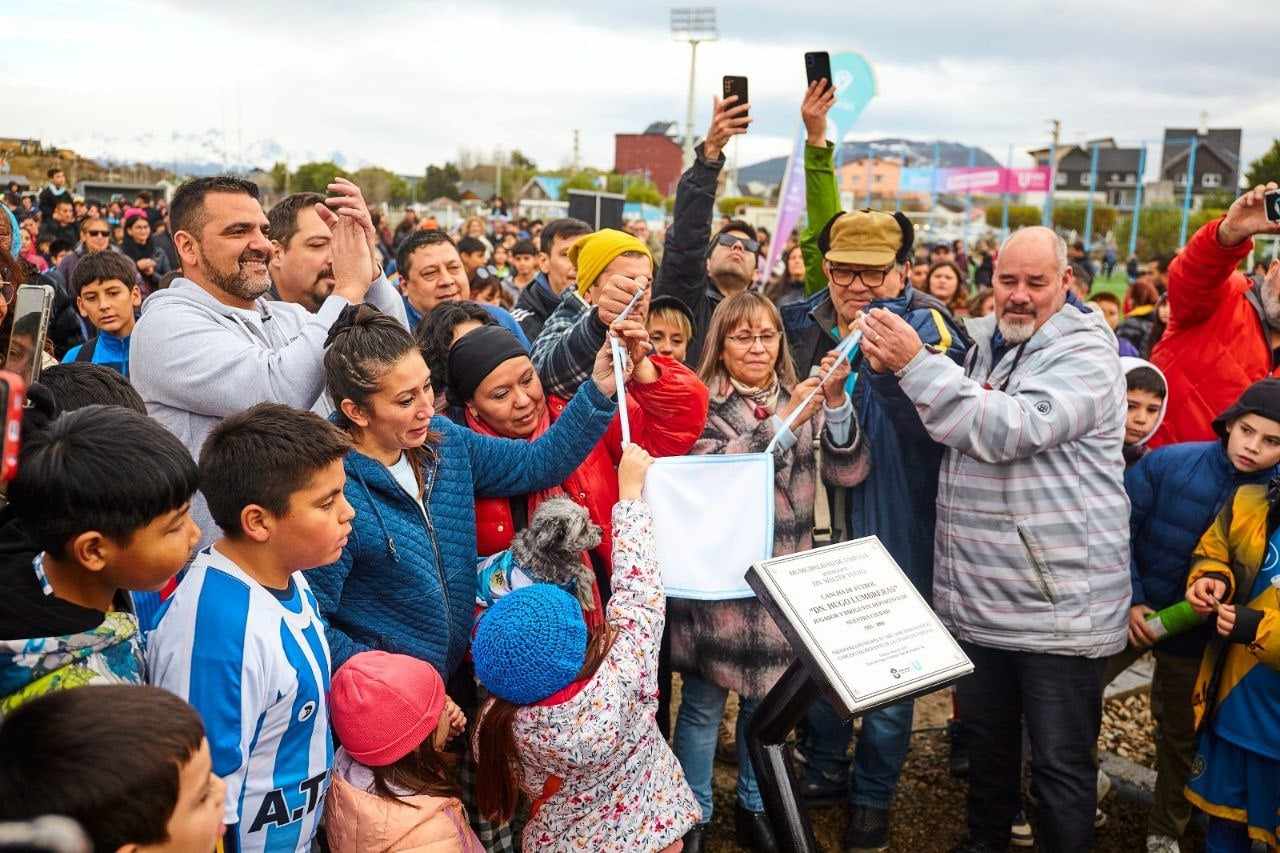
[764,328,862,454]
[610,335,632,446]
[606,281,649,448]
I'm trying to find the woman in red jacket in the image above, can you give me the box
[446,323,709,611]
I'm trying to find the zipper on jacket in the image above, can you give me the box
[419,460,452,661]
[1015,524,1055,603]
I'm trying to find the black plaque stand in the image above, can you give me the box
[745,659,823,853]
[743,561,969,852]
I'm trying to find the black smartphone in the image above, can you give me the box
[1266,188,1280,224]
[805,51,832,88]
[722,75,748,114]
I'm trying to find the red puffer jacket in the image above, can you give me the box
[472,355,709,581]
[1150,218,1265,448]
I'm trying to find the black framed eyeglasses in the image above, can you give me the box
[828,264,895,289]
[84,229,110,237]
[716,232,761,255]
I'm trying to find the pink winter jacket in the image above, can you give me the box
[324,759,482,853]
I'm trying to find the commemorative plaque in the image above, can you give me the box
[747,535,972,717]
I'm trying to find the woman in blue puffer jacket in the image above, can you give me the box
[307,305,619,680]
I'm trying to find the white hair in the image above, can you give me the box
[998,226,1068,276]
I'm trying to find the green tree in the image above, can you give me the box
[1114,205,1227,259]
[291,161,348,194]
[269,161,289,193]
[1245,139,1280,187]
[351,166,409,205]
[1051,202,1117,239]
[717,196,766,216]
[421,163,461,202]
[624,179,665,206]
[509,149,536,171]
[559,171,603,199]
[985,205,1041,229]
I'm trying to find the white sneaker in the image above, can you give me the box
[1097,768,1112,802]
[1010,812,1034,848]
[1146,834,1180,853]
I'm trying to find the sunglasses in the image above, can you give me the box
[715,233,760,254]
[85,229,110,237]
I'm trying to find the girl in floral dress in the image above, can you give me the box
[471,445,700,852]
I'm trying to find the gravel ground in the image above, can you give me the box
[1099,692,1157,769]
[693,688,1203,852]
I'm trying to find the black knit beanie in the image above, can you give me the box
[447,325,530,402]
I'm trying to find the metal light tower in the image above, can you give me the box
[671,7,718,169]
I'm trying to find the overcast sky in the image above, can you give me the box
[4,0,1278,179]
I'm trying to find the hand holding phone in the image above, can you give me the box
[705,82,752,162]
[1265,188,1280,224]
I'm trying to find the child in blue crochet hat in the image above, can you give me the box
[471,445,700,852]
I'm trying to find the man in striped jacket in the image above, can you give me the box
[859,226,1130,853]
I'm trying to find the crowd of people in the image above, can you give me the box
[0,77,1279,853]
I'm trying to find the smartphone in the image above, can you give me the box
[4,284,54,387]
[722,76,748,114]
[1266,188,1280,224]
[0,371,25,483]
[805,51,832,88]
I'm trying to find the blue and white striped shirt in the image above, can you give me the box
[147,547,332,853]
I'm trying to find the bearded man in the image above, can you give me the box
[858,225,1129,852]
[130,175,377,545]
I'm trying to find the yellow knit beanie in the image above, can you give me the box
[569,229,653,296]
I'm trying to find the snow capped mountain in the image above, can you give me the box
[59,129,351,176]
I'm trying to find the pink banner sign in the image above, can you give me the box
[1002,167,1050,193]
[938,167,1004,194]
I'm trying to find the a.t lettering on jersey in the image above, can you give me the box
[248,771,328,833]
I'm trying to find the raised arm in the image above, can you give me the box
[458,347,619,496]
[656,97,749,307]
[800,79,840,296]
[1167,183,1280,331]
[894,332,1122,464]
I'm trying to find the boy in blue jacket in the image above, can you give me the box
[1111,378,1280,853]
[62,250,141,376]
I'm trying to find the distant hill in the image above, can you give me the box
[739,139,1000,190]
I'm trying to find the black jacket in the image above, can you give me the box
[37,220,77,249]
[654,145,727,366]
[512,273,561,342]
[0,515,104,641]
[37,186,69,221]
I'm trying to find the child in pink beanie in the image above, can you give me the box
[325,650,481,852]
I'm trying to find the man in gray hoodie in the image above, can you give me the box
[130,175,386,545]
[859,226,1129,853]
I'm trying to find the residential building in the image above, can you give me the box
[614,122,684,197]
[1029,138,1143,206]
[1160,128,1242,195]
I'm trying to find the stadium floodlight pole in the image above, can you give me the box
[671,7,719,170]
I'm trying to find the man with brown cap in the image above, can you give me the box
[782,78,970,853]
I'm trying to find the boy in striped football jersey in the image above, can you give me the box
[148,403,354,853]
